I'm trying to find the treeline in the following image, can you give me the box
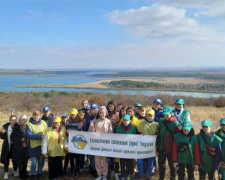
[0,91,225,116]
[107,80,225,92]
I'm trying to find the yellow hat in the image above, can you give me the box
[146,109,155,116]
[70,108,78,115]
[53,117,61,123]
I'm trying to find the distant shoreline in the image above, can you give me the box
[14,79,225,94]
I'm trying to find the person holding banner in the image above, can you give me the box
[65,108,83,179]
[90,106,113,180]
[156,106,181,180]
[42,117,66,180]
[172,121,200,180]
[116,114,137,180]
[136,109,159,180]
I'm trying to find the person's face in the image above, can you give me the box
[121,109,126,116]
[175,104,183,110]
[54,122,61,129]
[163,113,172,120]
[182,129,190,135]
[43,111,50,117]
[71,114,77,119]
[127,109,134,117]
[90,108,97,116]
[19,118,26,125]
[33,115,40,122]
[154,102,161,110]
[62,117,68,124]
[82,101,88,108]
[146,114,154,121]
[78,112,85,120]
[139,109,146,117]
[99,109,106,120]
[108,104,114,112]
[117,105,122,111]
[86,110,90,115]
[221,124,225,132]
[135,107,139,113]
[9,117,17,125]
[123,120,130,126]
[202,126,211,135]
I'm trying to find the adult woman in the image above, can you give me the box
[17,114,30,179]
[26,110,47,180]
[173,98,191,124]
[0,115,21,179]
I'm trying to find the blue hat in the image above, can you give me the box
[220,118,225,125]
[201,120,211,127]
[43,106,50,112]
[61,113,68,118]
[154,98,162,105]
[91,103,98,109]
[86,105,91,110]
[123,114,130,121]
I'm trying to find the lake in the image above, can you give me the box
[1,70,225,98]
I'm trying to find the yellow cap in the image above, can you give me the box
[70,108,78,115]
[146,109,155,116]
[53,117,61,123]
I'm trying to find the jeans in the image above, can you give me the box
[30,155,44,175]
[137,157,154,178]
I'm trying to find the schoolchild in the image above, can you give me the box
[106,100,119,179]
[26,110,47,180]
[156,106,181,180]
[42,106,54,127]
[118,106,139,128]
[17,115,30,179]
[81,99,89,114]
[119,106,127,120]
[87,103,99,177]
[172,98,191,124]
[0,115,20,179]
[134,103,142,118]
[152,98,163,123]
[116,114,137,180]
[197,120,222,179]
[90,106,113,180]
[61,113,70,175]
[136,109,159,180]
[65,108,83,179]
[172,121,200,180]
[138,106,146,120]
[116,103,123,113]
[42,117,66,180]
[216,118,225,179]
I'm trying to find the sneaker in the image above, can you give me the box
[110,170,115,179]
[152,166,156,174]
[80,168,84,173]
[115,173,119,180]
[14,170,19,177]
[102,176,107,180]
[73,172,79,179]
[64,168,68,175]
[95,176,102,180]
[3,172,8,179]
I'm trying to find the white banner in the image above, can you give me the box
[68,131,156,159]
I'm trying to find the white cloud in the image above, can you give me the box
[107,4,216,41]
[195,7,225,19]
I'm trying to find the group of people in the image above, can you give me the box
[0,98,225,180]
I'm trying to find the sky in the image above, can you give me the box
[1,0,225,69]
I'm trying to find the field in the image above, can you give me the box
[0,106,224,179]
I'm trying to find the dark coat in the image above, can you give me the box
[42,114,54,127]
[0,123,22,165]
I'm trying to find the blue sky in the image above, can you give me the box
[1,0,225,69]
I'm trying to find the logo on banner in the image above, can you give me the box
[71,134,88,150]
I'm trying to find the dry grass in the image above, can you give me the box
[0,106,224,179]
